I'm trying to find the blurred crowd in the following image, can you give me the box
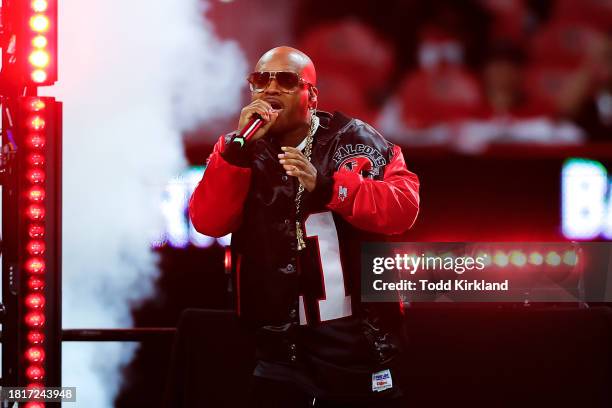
[293,0,612,150]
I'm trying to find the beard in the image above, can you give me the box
[267,112,309,138]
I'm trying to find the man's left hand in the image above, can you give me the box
[278,146,317,192]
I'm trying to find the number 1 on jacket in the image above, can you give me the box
[298,211,352,325]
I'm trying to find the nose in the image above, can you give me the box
[264,77,282,95]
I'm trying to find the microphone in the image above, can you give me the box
[240,113,265,141]
[230,113,264,147]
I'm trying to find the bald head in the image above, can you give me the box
[249,46,319,137]
[255,46,316,85]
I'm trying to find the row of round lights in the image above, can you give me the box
[23,98,48,408]
[480,250,578,268]
[400,250,579,269]
[27,0,51,84]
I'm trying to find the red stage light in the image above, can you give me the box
[25,293,46,309]
[28,153,45,166]
[31,0,49,12]
[28,276,46,291]
[31,70,48,83]
[28,186,46,202]
[28,51,50,69]
[26,169,46,184]
[24,312,45,328]
[28,98,46,111]
[30,69,47,84]
[25,257,46,274]
[24,402,45,408]
[32,35,48,48]
[27,133,46,149]
[25,346,46,363]
[27,240,46,255]
[27,330,45,344]
[29,15,49,32]
[26,382,44,391]
[25,365,45,381]
[28,115,46,130]
[27,204,46,221]
[29,224,45,238]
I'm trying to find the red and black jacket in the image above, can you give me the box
[189,111,419,399]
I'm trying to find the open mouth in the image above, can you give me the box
[265,99,283,110]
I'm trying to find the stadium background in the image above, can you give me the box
[1,0,606,406]
[120,0,612,406]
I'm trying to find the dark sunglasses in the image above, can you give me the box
[247,71,311,93]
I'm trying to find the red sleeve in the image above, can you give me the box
[326,144,419,235]
[188,135,252,237]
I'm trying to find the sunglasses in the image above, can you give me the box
[247,71,311,93]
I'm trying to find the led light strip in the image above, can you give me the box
[22,98,48,408]
[27,0,52,84]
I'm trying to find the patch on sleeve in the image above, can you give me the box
[372,369,393,392]
[338,185,348,201]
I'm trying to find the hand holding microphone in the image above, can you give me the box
[223,100,281,166]
[236,100,281,143]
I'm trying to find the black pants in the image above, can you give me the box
[248,376,405,408]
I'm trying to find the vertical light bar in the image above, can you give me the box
[17,96,62,397]
[21,0,58,85]
[22,97,48,398]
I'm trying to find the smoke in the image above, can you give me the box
[40,0,247,406]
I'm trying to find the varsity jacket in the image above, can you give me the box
[189,111,420,401]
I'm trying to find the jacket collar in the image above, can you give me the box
[314,110,353,145]
[257,110,353,152]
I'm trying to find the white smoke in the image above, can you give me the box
[40,0,247,406]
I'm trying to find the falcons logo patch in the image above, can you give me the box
[338,155,380,179]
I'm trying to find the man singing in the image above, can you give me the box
[189,46,420,407]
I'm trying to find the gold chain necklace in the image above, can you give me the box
[295,114,319,251]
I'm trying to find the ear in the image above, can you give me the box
[308,86,319,109]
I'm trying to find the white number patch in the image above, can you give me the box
[298,211,352,324]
